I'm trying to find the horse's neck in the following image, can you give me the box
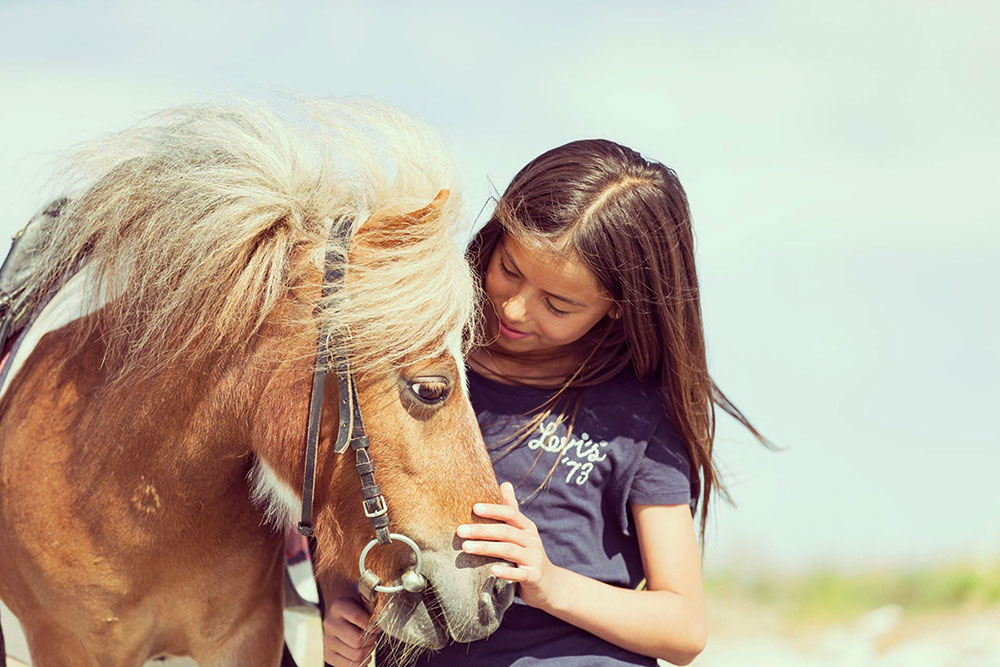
[61,309,314,533]
[81,340,255,513]
[0,272,321,545]
[163,310,321,510]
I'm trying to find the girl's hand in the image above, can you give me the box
[458,481,564,610]
[322,596,379,667]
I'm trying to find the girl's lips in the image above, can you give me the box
[498,319,530,340]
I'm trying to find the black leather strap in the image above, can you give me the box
[297,217,392,545]
[297,335,328,537]
[297,219,347,537]
[348,379,390,544]
[333,358,354,454]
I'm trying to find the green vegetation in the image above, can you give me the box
[705,559,1000,624]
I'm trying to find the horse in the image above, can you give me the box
[0,100,513,665]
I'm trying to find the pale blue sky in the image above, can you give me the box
[1,0,997,573]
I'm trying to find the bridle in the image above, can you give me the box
[295,218,427,608]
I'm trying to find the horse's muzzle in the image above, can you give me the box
[377,550,515,649]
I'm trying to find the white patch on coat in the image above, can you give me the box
[248,458,302,529]
[0,262,105,402]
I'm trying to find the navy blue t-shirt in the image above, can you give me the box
[422,366,695,666]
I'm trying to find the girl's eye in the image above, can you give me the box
[409,379,450,405]
[545,299,570,316]
[499,261,518,278]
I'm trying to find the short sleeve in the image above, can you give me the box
[618,413,693,534]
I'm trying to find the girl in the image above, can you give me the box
[321,139,768,666]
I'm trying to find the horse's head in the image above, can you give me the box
[344,339,514,651]
[250,190,513,651]
[8,99,511,658]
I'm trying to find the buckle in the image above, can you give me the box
[363,496,387,519]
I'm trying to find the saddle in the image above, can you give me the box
[0,198,69,373]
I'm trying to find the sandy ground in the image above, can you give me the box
[690,594,1000,667]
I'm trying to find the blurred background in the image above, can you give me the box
[1,1,998,664]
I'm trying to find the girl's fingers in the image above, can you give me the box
[499,481,519,509]
[489,563,529,582]
[322,623,375,660]
[322,595,378,666]
[324,639,375,667]
[462,539,527,564]
[472,502,533,529]
[323,624,376,666]
[329,596,375,631]
[322,615,371,651]
[456,522,528,546]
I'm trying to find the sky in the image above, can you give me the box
[1,0,997,574]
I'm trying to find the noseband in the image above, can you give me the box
[295,219,427,607]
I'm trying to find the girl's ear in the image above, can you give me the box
[609,305,622,320]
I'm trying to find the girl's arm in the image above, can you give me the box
[460,483,707,665]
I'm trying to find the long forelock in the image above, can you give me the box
[318,206,478,376]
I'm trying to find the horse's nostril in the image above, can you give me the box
[485,575,515,615]
[478,589,492,625]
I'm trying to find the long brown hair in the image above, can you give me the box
[467,139,773,542]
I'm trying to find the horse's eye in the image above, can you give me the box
[409,379,449,405]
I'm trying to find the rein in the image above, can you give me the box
[295,219,427,608]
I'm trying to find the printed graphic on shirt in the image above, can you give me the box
[527,419,609,486]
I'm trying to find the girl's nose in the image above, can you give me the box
[502,292,528,323]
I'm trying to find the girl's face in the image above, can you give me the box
[482,234,619,357]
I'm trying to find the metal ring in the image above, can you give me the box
[358,533,424,594]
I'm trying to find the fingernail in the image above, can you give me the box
[473,503,484,513]
[490,564,503,575]
[456,525,470,537]
[462,541,476,552]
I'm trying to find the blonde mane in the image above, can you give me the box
[15,99,477,378]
